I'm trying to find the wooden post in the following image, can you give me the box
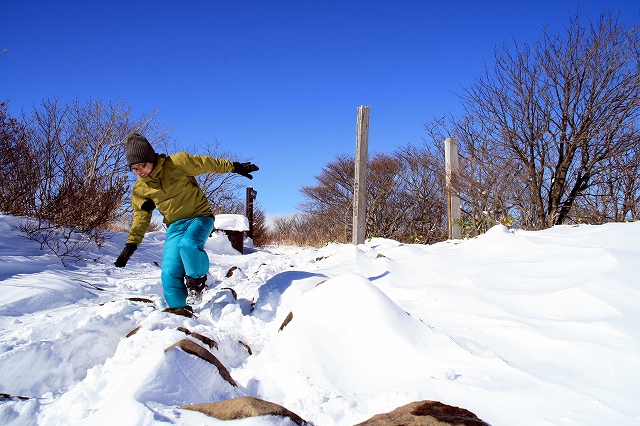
[445,137,461,239]
[245,187,257,240]
[352,105,369,245]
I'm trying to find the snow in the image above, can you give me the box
[214,214,250,232]
[1,213,639,425]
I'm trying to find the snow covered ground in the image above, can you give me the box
[0,213,639,425]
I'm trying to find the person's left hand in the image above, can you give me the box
[233,162,259,179]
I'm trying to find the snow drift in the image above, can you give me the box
[1,213,639,425]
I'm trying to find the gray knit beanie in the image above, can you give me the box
[125,133,156,165]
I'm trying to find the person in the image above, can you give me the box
[114,133,258,309]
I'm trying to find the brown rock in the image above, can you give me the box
[239,340,252,355]
[177,326,218,350]
[127,297,155,304]
[182,396,307,425]
[126,326,141,337]
[162,307,194,318]
[279,311,293,331]
[226,266,239,278]
[165,339,236,387]
[221,287,238,299]
[355,400,489,426]
[0,393,30,400]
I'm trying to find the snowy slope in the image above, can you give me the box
[1,213,639,425]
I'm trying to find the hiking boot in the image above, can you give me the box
[185,275,207,292]
[185,275,207,304]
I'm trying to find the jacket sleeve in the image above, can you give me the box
[126,186,153,246]
[170,152,235,175]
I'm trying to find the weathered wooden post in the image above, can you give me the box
[352,105,369,245]
[245,187,257,240]
[445,137,461,239]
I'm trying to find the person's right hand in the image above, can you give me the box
[114,243,137,268]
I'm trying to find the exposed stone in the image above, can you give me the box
[164,339,236,387]
[226,266,239,278]
[177,326,218,350]
[162,307,194,318]
[182,396,307,425]
[0,393,30,400]
[279,311,293,331]
[221,287,238,299]
[355,400,489,426]
[126,326,141,337]
[127,297,154,304]
[254,263,267,274]
[238,340,252,355]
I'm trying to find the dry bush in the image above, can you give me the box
[7,97,169,265]
[264,213,332,247]
[249,205,268,247]
[0,101,38,215]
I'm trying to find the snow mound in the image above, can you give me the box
[260,272,468,395]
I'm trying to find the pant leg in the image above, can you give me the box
[162,219,188,308]
[180,216,214,279]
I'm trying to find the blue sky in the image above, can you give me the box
[2,1,639,216]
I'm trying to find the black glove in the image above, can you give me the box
[114,243,137,268]
[232,161,259,179]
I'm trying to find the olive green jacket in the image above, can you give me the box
[126,152,234,246]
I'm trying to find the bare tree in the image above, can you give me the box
[296,149,448,244]
[17,97,169,265]
[181,139,249,215]
[249,204,268,247]
[365,153,407,238]
[299,153,355,242]
[428,10,640,230]
[394,144,449,243]
[572,143,640,222]
[424,116,524,236]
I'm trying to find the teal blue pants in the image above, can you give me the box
[161,216,214,308]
